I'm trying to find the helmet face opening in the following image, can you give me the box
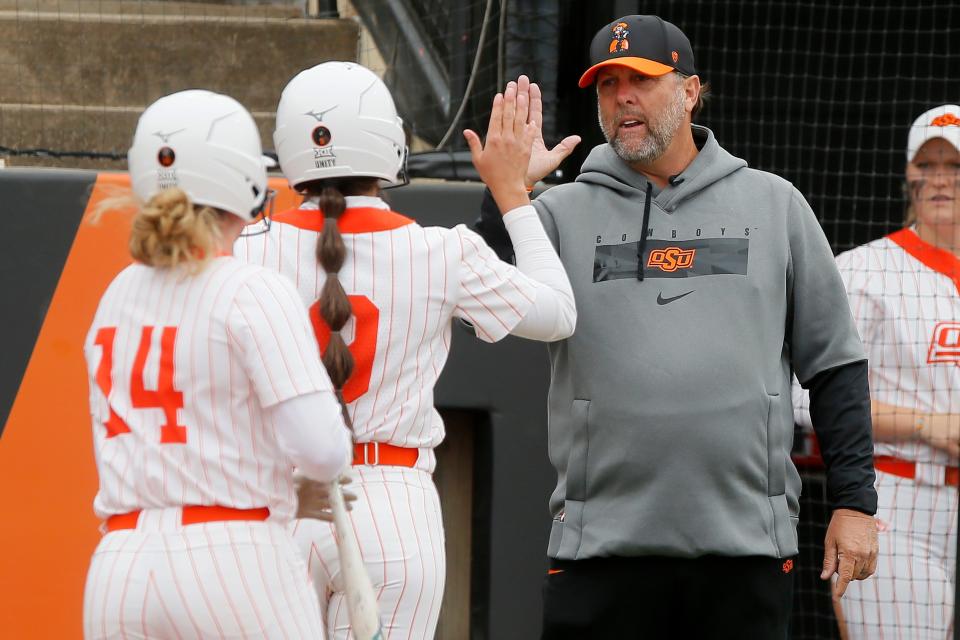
[383,145,410,190]
[239,188,276,238]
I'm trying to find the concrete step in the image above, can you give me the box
[0,11,357,111]
[0,102,279,170]
[0,1,304,19]
[0,1,358,167]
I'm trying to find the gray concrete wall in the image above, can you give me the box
[0,1,359,168]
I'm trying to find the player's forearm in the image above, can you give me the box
[870,400,926,442]
[271,391,352,482]
[472,187,516,263]
[503,205,576,341]
[808,360,878,515]
[872,401,960,458]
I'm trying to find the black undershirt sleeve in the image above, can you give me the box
[804,359,878,515]
[472,187,516,263]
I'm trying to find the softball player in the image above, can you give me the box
[795,104,960,639]
[82,90,353,639]
[236,61,575,639]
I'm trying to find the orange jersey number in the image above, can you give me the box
[93,326,187,443]
[93,327,132,438]
[309,295,380,403]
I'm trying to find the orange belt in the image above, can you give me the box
[875,455,960,487]
[353,442,419,467]
[106,506,270,532]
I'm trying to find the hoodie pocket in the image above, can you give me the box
[766,392,796,555]
[565,399,591,502]
[766,392,786,497]
[550,398,591,559]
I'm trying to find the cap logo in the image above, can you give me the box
[311,125,332,147]
[609,22,630,53]
[157,147,175,167]
[930,113,960,128]
[672,50,679,63]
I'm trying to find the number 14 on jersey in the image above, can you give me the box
[93,326,187,444]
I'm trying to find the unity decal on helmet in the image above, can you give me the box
[609,22,629,53]
[310,122,337,169]
[930,113,960,128]
[310,126,337,169]
[672,50,679,63]
[156,146,178,188]
[150,129,186,189]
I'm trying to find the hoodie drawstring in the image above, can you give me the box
[636,181,653,281]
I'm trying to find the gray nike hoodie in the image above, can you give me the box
[534,125,864,560]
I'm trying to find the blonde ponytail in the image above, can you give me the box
[129,188,220,271]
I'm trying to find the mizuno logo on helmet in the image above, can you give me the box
[304,106,338,122]
[152,128,186,143]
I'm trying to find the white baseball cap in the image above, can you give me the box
[906,104,960,161]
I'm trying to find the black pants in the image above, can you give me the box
[541,554,796,640]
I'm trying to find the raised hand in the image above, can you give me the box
[520,75,581,187]
[464,80,538,215]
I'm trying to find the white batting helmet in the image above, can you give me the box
[273,61,408,188]
[128,90,272,220]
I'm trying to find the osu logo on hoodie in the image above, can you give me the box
[647,247,696,272]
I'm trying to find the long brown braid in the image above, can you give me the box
[313,183,354,429]
[308,177,380,430]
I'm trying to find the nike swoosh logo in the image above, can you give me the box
[657,290,695,305]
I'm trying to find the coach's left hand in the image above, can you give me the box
[821,508,879,598]
[294,474,358,522]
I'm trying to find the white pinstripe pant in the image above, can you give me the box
[83,510,324,639]
[291,466,446,640]
[840,470,957,640]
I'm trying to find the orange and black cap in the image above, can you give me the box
[579,15,696,88]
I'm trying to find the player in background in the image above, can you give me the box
[82,90,352,640]
[235,61,576,639]
[795,104,960,639]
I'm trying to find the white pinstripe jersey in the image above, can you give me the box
[84,257,334,523]
[235,197,537,452]
[839,228,960,465]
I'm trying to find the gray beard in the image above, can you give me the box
[599,84,687,164]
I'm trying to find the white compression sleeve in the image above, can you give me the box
[503,205,577,341]
[270,391,352,483]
